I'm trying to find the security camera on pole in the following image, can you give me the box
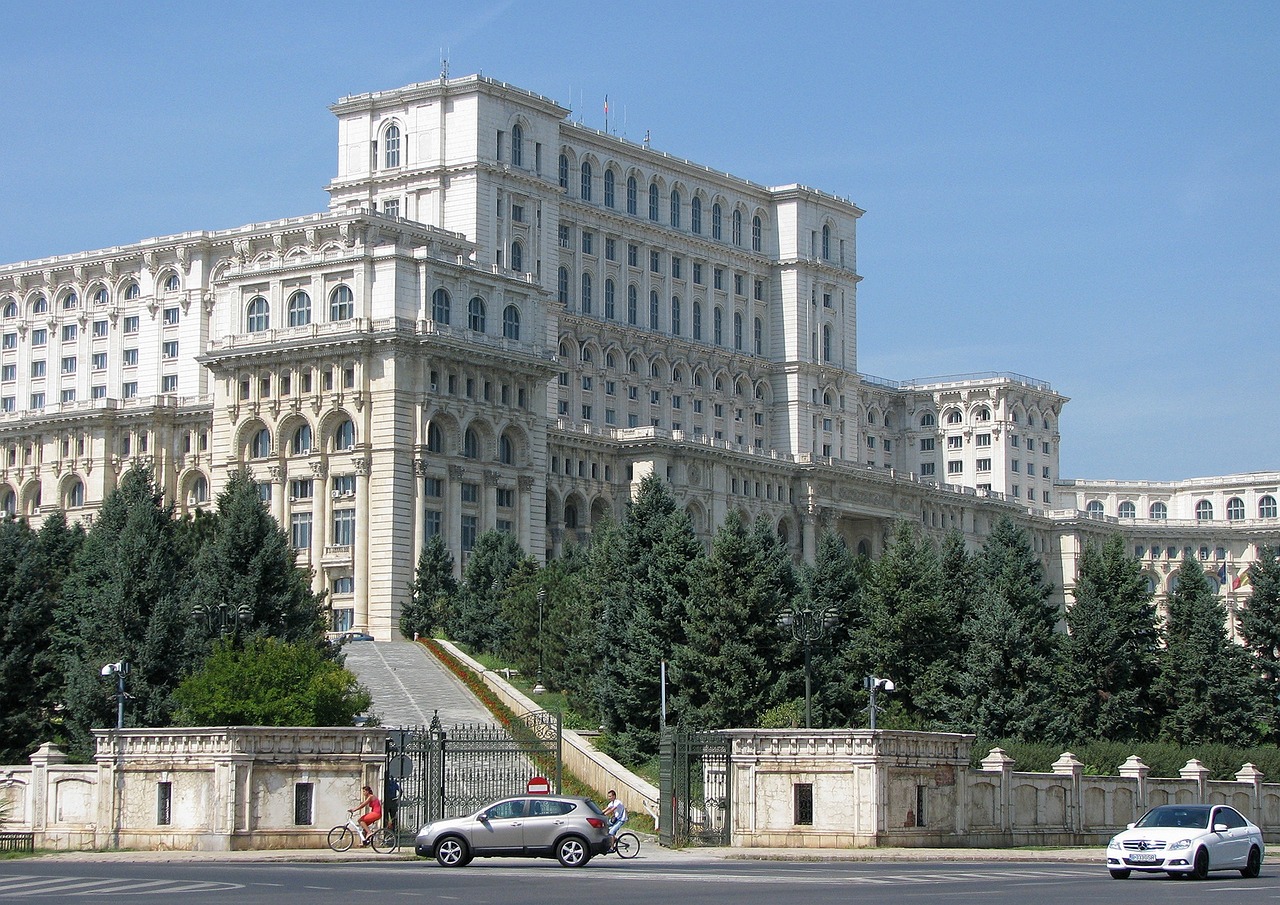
[864,675,894,730]
[101,661,129,849]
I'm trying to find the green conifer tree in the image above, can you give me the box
[798,530,864,727]
[1237,545,1280,736]
[400,534,457,639]
[448,529,528,653]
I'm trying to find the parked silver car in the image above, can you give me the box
[1106,804,1264,879]
[414,795,611,867]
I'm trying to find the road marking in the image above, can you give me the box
[0,874,242,898]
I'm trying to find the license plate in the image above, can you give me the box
[1128,852,1160,863]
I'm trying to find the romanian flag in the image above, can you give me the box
[1235,572,1252,591]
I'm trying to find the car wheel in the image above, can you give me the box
[556,835,589,867]
[1109,869,1130,880]
[1242,846,1261,879]
[1192,847,1210,880]
[435,836,469,867]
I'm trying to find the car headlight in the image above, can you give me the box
[1169,839,1192,851]
[1108,837,1121,850]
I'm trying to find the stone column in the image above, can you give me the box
[483,469,499,531]
[1119,755,1149,814]
[1051,751,1084,835]
[353,456,370,631]
[412,458,428,557]
[980,747,1015,835]
[267,464,285,526]
[1180,759,1210,802]
[446,464,464,575]
[310,460,328,597]
[27,742,67,837]
[1235,763,1264,826]
[517,474,534,552]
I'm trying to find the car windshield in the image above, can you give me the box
[1135,806,1211,829]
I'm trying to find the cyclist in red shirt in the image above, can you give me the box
[350,785,382,843]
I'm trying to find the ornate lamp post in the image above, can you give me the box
[533,589,546,695]
[192,601,252,637]
[778,602,837,729]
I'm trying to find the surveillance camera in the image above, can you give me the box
[879,679,895,692]
[100,663,115,677]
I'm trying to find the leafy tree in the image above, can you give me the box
[173,638,372,726]
[1154,556,1263,746]
[1054,534,1160,743]
[447,530,528,653]
[1237,545,1280,734]
[186,470,325,648]
[0,513,82,761]
[400,534,457,639]
[55,465,196,758]
[673,514,794,729]
[592,475,702,760]
[537,545,598,707]
[800,530,865,727]
[953,517,1059,738]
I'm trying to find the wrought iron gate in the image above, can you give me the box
[385,709,562,837]
[659,729,731,846]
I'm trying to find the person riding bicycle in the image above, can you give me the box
[350,785,382,844]
[603,789,627,850]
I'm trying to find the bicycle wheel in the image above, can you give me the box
[614,832,639,859]
[370,827,399,854]
[327,825,356,852]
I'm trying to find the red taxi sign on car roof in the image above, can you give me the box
[527,776,550,795]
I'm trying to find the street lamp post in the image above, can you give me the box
[100,660,129,849]
[192,601,252,637]
[533,589,546,695]
[778,603,837,729]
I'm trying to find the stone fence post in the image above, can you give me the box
[1051,752,1084,833]
[1180,759,1210,801]
[1119,755,1149,812]
[1236,763,1264,824]
[980,747,1015,834]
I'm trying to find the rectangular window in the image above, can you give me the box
[947,460,963,475]
[461,482,479,503]
[693,263,703,284]
[123,348,139,366]
[91,352,106,371]
[915,786,928,827]
[627,244,638,267]
[93,319,109,337]
[671,256,682,279]
[157,782,173,826]
[90,385,105,400]
[558,225,570,248]
[122,382,137,399]
[975,433,991,447]
[291,512,312,550]
[1042,441,1051,454]
[123,315,139,334]
[511,203,524,223]
[163,307,180,325]
[496,488,514,508]
[794,783,814,825]
[331,508,355,546]
[919,437,935,452]
[31,360,45,378]
[425,477,442,498]
[61,388,76,403]
[162,341,179,359]
[734,274,743,296]
[291,479,313,499]
[976,458,991,472]
[160,375,177,393]
[294,783,314,826]
[461,514,478,552]
[649,250,660,273]
[605,408,616,425]
[713,268,723,290]
[947,435,962,449]
[62,324,77,342]
[581,231,593,255]
[581,404,592,421]
[1,333,15,349]
[1011,459,1020,472]
[1042,466,1050,478]
[754,279,764,301]
[604,237,616,261]
[920,462,935,476]
[0,364,13,382]
[424,509,442,538]
[382,198,399,219]
[332,474,356,496]
[29,392,44,409]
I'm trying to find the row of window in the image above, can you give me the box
[428,289,522,339]
[2,311,175,351]
[920,408,1056,431]
[0,276,179,317]
[245,285,355,333]
[558,344,768,398]
[1088,496,1279,521]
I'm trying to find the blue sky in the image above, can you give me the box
[1,1,1276,482]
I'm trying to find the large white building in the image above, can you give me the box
[0,74,1275,637]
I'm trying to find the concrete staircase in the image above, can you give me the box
[339,640,491,728]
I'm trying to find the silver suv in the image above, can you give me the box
[414,795,611,867]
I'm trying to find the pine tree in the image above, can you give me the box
[186,470,325,648]
[1154,556,1263,746]
[400,534,457,639]
[673,514,794,729]
[1237,544,1280,735]
[539,545,598,710]
[798,530,864,727]
[1054,534,1160,743]
[55,465,195,758]
[447,529,528,653]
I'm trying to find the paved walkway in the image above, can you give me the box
[340,640,491,728]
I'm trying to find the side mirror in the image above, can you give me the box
[1213,823,1228,833]
[478,811,490,822]
[1126,823,1136,829]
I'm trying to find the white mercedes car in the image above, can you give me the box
[1106,804,1264,879]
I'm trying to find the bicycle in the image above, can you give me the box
[609,830,639,859]
[328,815,399,854]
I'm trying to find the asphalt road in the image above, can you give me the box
[2,858,1278,904]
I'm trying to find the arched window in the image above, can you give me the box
[558,267,570,306]
[463,428,479,459]
[754,317,763,356]
[946,410,963,425]
[693,301,703,340]
[432,287,451,324]
[499,433,514,465]
[288,290,311,326]
[670,296,681,336]
[558,153,569,189]
[163,274,180,292]
[1150,501,1168,519]
[511,123,523,167]
[580,160,592,200]
[124,282,140,300]
[565,503,578,529]
[975,407,991,421]
[1261,495,1278,519]
[649,291,660,330]
[502,305,520,340]
[32,295,47,314]
[1118,500,1136,518]
[603,169,615,208]
[733,312,743,350]
[822,224,831,259]
[330,285,354,320]
[670,189,681,228]
[920,413,935,428]
[62,291,78,310]
[291,424,313,455]
[627,285,638,325]
[250,428,271,459]
[1226,497,1245,521]
[65,478,84,508]
[732,209,742,245]
[246,297,270,332]
[604,279,616,319]
[384,123,401,168]
[426,422,443,453]
[1085,500,1104,516]
[469,296,486,332]
[648,183,659,221]
[1,299,15,319]
[752,215,762,252]
[714,307,723,345]
[822,325,831,362]
[712,203,722,240]
[510,241,523,273]
[189,475,209,505]
[580,274,592,314]
[626,175,637,214]
[1195,499,1213,521]
[92,287,109,306]
[0,487,13,515]
[691,196,702,234]
[333,419,355,451]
